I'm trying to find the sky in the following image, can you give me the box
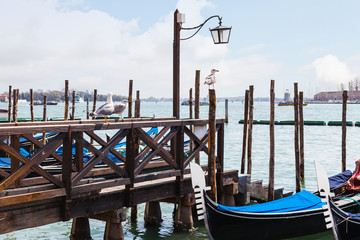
[0,0,360,99]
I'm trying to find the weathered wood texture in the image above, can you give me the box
[0,117,230,235]
[64,80,69,121]
[128,80,133,118]
[299,91,304,180]
[293,83,300,192]
[241,89,249,174]
[268,80,275,201]
[342,90,348,172]
[247,86,254,174]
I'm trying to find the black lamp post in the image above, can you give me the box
[172,9,231,119]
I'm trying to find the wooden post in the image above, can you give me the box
[10,133,20,188]
[294,83,301,192]
[217,122,225,203]
[62,127,72,220]
[247,86,254,175]
[195,70,200,164]
[128,80,133,118]
[342,90,348,172]
[92,89,97,120]
[86,97,89,120]
[13,89,18,123]
[174,194,194,231]
[144,201,163,226]
[225,99,229,123]
[91,89,97,145]
[268,80,275,201]
[195,70,200,119]
[64,80,69,120]
[299,92,305,180]
[135,90,140,119]
[71,91,75,120]
[30,89,34,122]
[42,96,47,145]
[241,90,249,174]
[8,85,12,122]
[11,88,20,187]
[189,88,193,119]
[173,9,181,119]
[131,90,140,223]
[70,217,91,240]
[208,89,217,202]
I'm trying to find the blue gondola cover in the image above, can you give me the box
[217,190,324,213]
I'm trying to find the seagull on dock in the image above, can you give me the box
[113,100,128,119]
[91,92,114,124]
[204,69,219,89]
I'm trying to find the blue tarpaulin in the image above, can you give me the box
[329,170,352,189]
[217,190,324,213]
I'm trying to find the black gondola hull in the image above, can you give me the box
[329,199,360,240]
[204,193,327,240]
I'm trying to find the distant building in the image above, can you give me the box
[284,89,290,101]
[0,94,7,102]
[314,91,360,101]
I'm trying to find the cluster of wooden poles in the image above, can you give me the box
[6,79,142,123]
[240,81,350,199]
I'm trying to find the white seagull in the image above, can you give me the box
[92,92,114,124]
[204,69,219,89]
[113,100,128,119]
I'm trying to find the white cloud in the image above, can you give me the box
[0,0,282,98]
[312,54,355,86]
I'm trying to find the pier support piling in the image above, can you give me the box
[70,217,91,240]
[174,194,194,231]
[144,201,162,226]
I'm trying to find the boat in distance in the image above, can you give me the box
[278,100,308,106]
[190,162,356,240]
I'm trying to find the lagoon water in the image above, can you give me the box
[1,100,358,239]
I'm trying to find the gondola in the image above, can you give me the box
[315,161,360,240]
[190,162,357,240]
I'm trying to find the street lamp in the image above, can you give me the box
[173,9,231,119]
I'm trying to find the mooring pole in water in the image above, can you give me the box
[91,89,97,145]
[135,90,140,119]
[30,89,34,122]
[299,92,305,180]
[225,99,229,123]
[247,85,254,175]
[294,83,301,193]
[241,89,249,174]
[42,95,47,145]
[189,88,193,119]
[128,79,133,118]
[92,89,97,120]
[71,91,75,120]
[8,85,12,122]
[86,97,89,120]
[342,90,348,172]
[12,89,18,123]
[64,80,69,120]
[268,80,275,201]
[208,89,217,202]
[195,70,200,164]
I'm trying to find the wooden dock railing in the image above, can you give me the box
[0,117,226,232]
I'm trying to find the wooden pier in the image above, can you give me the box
[0,117,239,238]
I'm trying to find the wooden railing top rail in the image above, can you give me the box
[0,118,225,135]
[0,117,176,127]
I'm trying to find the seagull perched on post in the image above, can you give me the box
[113,100,128,119]
[91,92,114,124]
[204,69,219,89]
